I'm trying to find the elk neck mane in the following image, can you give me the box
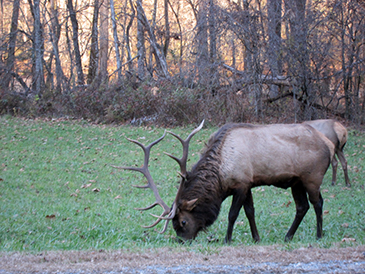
[178,123,254,228]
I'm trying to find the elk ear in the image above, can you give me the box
[185,198,198,211]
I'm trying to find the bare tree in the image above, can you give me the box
[124,0,135,73]
[137,0,170,78]
[47,0,67,93]
[0,0,363,124]
[267,0,282,98]
[196,0,209,83]
[208,0,217,64]
[30,0,45,95]
[335,0,365,122]
[284,0,312,119]
[163,0,170,57]
[2,0,20,90]
[110,0,122,81]
[67,0,84,86]
[98,0,109,84]
[167,0,183,71]
[208,0,219,90]
[137,0,146,80]
[87,0,99,85]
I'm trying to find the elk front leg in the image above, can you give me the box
[225,189,246,244]
[308,191,324,239]
[285,182,309,242]
[243,189,260,242]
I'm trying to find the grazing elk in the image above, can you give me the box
[114,121,334,243]
[304,119,350,187]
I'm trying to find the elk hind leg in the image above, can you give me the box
[285,183,309,242]
[337,149,350,187]
[331,155,338,186]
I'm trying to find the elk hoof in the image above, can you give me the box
[224,237,232,245]
[284,235,293,242]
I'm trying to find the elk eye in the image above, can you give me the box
[181,220,186,226]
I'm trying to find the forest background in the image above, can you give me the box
[0,0,364,126]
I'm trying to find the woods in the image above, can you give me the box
[0,0,364,125]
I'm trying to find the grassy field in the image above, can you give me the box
[0,116,364,252]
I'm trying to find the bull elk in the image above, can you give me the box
[303,119,350,187]
[114,121,334,243]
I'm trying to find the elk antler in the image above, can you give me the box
[112,131,174,233]
[165,120,205,177]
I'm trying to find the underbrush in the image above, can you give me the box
[0,80,345,127]
[0,117,364,252]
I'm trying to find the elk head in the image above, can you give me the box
[113,120,204,240]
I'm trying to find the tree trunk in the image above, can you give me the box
[110,0,122,81]
[0,1,3,63]
[48,0,65,93]
[87,0,99,85]
[137,0,146,80]
[137,1,170,78]
[208,0,218,90]
[267,0,282,98]
[208,0,216,63]
[285,0,310,119]
[67,0,84,86]
[32,0,45,95]
[167,0,183,72]
[98,0,109,84]
[125,0,135,72]
[3,0,20,89]
[65,20,74,87]
[196,0,209,82]
[148,0,157,74]
[163,0,170,57]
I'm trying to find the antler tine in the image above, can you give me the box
[112,131,166,188]
[141,216,171,234]
[139,203,178,233]
[150,201,177,220]
[112,131,172,232]
[111,165,148,188]
[135,202,160,211]
[146,202,178,233]
[165,120,205,176]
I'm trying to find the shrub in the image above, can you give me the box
[0,79,354,126]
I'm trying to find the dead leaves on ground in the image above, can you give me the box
[81,183,92,189]
[341,237,356,242]
[69,180,101,196]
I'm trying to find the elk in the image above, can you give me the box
[114,121,334,243]
[303,119,350,187]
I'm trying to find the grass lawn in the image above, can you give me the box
[0,116,364,252]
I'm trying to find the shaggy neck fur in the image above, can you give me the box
[177,123,247,229]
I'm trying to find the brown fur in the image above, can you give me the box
[173,123,334,243]
[304,119,350,186]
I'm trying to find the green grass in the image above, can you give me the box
[0,116,364,252]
